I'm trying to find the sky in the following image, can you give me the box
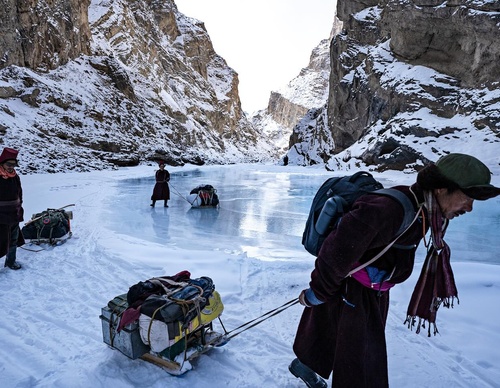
[174,0,337,113]
[1,163,499,387]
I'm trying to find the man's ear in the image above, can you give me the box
[433,188,445,198]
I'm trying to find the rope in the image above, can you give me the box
[109,298,128,347]
[169,183,194,205]
[222,298,300,340]
[20,245,45,252]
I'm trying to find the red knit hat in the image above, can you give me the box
[0,147,19,166]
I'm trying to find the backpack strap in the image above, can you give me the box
[345,189,423,278]
[374,188,416,235]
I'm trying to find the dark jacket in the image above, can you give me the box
[151,170,170,201]
[0,173,24,224]
[0,173,25,257]
[293,185,428,387]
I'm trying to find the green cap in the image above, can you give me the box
[436,153,500,200]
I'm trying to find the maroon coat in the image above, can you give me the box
[151,169,170,201]
[0,173,25,257]
[293,185,428,387]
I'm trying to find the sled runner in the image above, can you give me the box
[21,204,74,245]
[100,271,228,375]
[140,322,228,375]
[187,185,219,207]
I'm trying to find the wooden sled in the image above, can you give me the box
[25,232,73,246]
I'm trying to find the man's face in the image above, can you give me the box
[2,160,16,173]
[434,188,474,219]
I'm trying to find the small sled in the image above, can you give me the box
[100,272,298,376]
[187,185,219,208]
[100,272,228,375]
[21,204,74,245]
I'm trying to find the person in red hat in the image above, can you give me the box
[150,161,170,207]
[0,147,25,270]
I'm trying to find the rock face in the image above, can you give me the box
[0,0,92,70]
[0,0,274,173]
[287,0,500,171]
[252,28,337,157]
[385,0,500,88]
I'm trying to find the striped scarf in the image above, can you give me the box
[405,191,458,336]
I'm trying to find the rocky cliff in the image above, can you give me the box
[0,0,92,70]
[252,18,342,157]
[287,0,500,171]
[0,0,274,173]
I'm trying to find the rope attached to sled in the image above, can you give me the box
[222,298,300,340]
[169,183,194,205]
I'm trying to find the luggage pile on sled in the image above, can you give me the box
[100,271,226,375]
[187,185,219,207]
[21,206,73,245]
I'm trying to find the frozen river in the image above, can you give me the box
[103,164,500,265]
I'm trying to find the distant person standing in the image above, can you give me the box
[0,147,25,270]
[151,161,170,207]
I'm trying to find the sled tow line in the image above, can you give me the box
[221,298,300,340]
[169,183,194,205]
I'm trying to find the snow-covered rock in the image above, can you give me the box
[0,0,276,173]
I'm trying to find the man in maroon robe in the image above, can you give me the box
[0,147,25,270]
[151,161,170,207]
[290,153,500,388]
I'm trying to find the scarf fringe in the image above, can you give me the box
[404,315,439,337]
[405,296,459,337]
[436,296,459,309]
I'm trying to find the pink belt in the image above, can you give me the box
[350,269,395,292]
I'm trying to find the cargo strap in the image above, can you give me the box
[145,293,204,371]
[148,278,205,306]
[149,278,189,296]
[108,299,128,348]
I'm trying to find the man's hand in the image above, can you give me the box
[299,289,312,307]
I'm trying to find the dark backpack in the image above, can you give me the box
[190,184,219,207]
[302,171,416,256]
[21,208,72,243]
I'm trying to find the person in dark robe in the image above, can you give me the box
[289,153,500,388]
[151,161,170,207]
[0,147,25,270]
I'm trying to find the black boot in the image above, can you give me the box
[289,358,327,388]
[150,200,156,207]
[4,261,22,270]
[164,201,169,207]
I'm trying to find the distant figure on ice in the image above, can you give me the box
[0,147,25,270]
[151,161,170,207]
